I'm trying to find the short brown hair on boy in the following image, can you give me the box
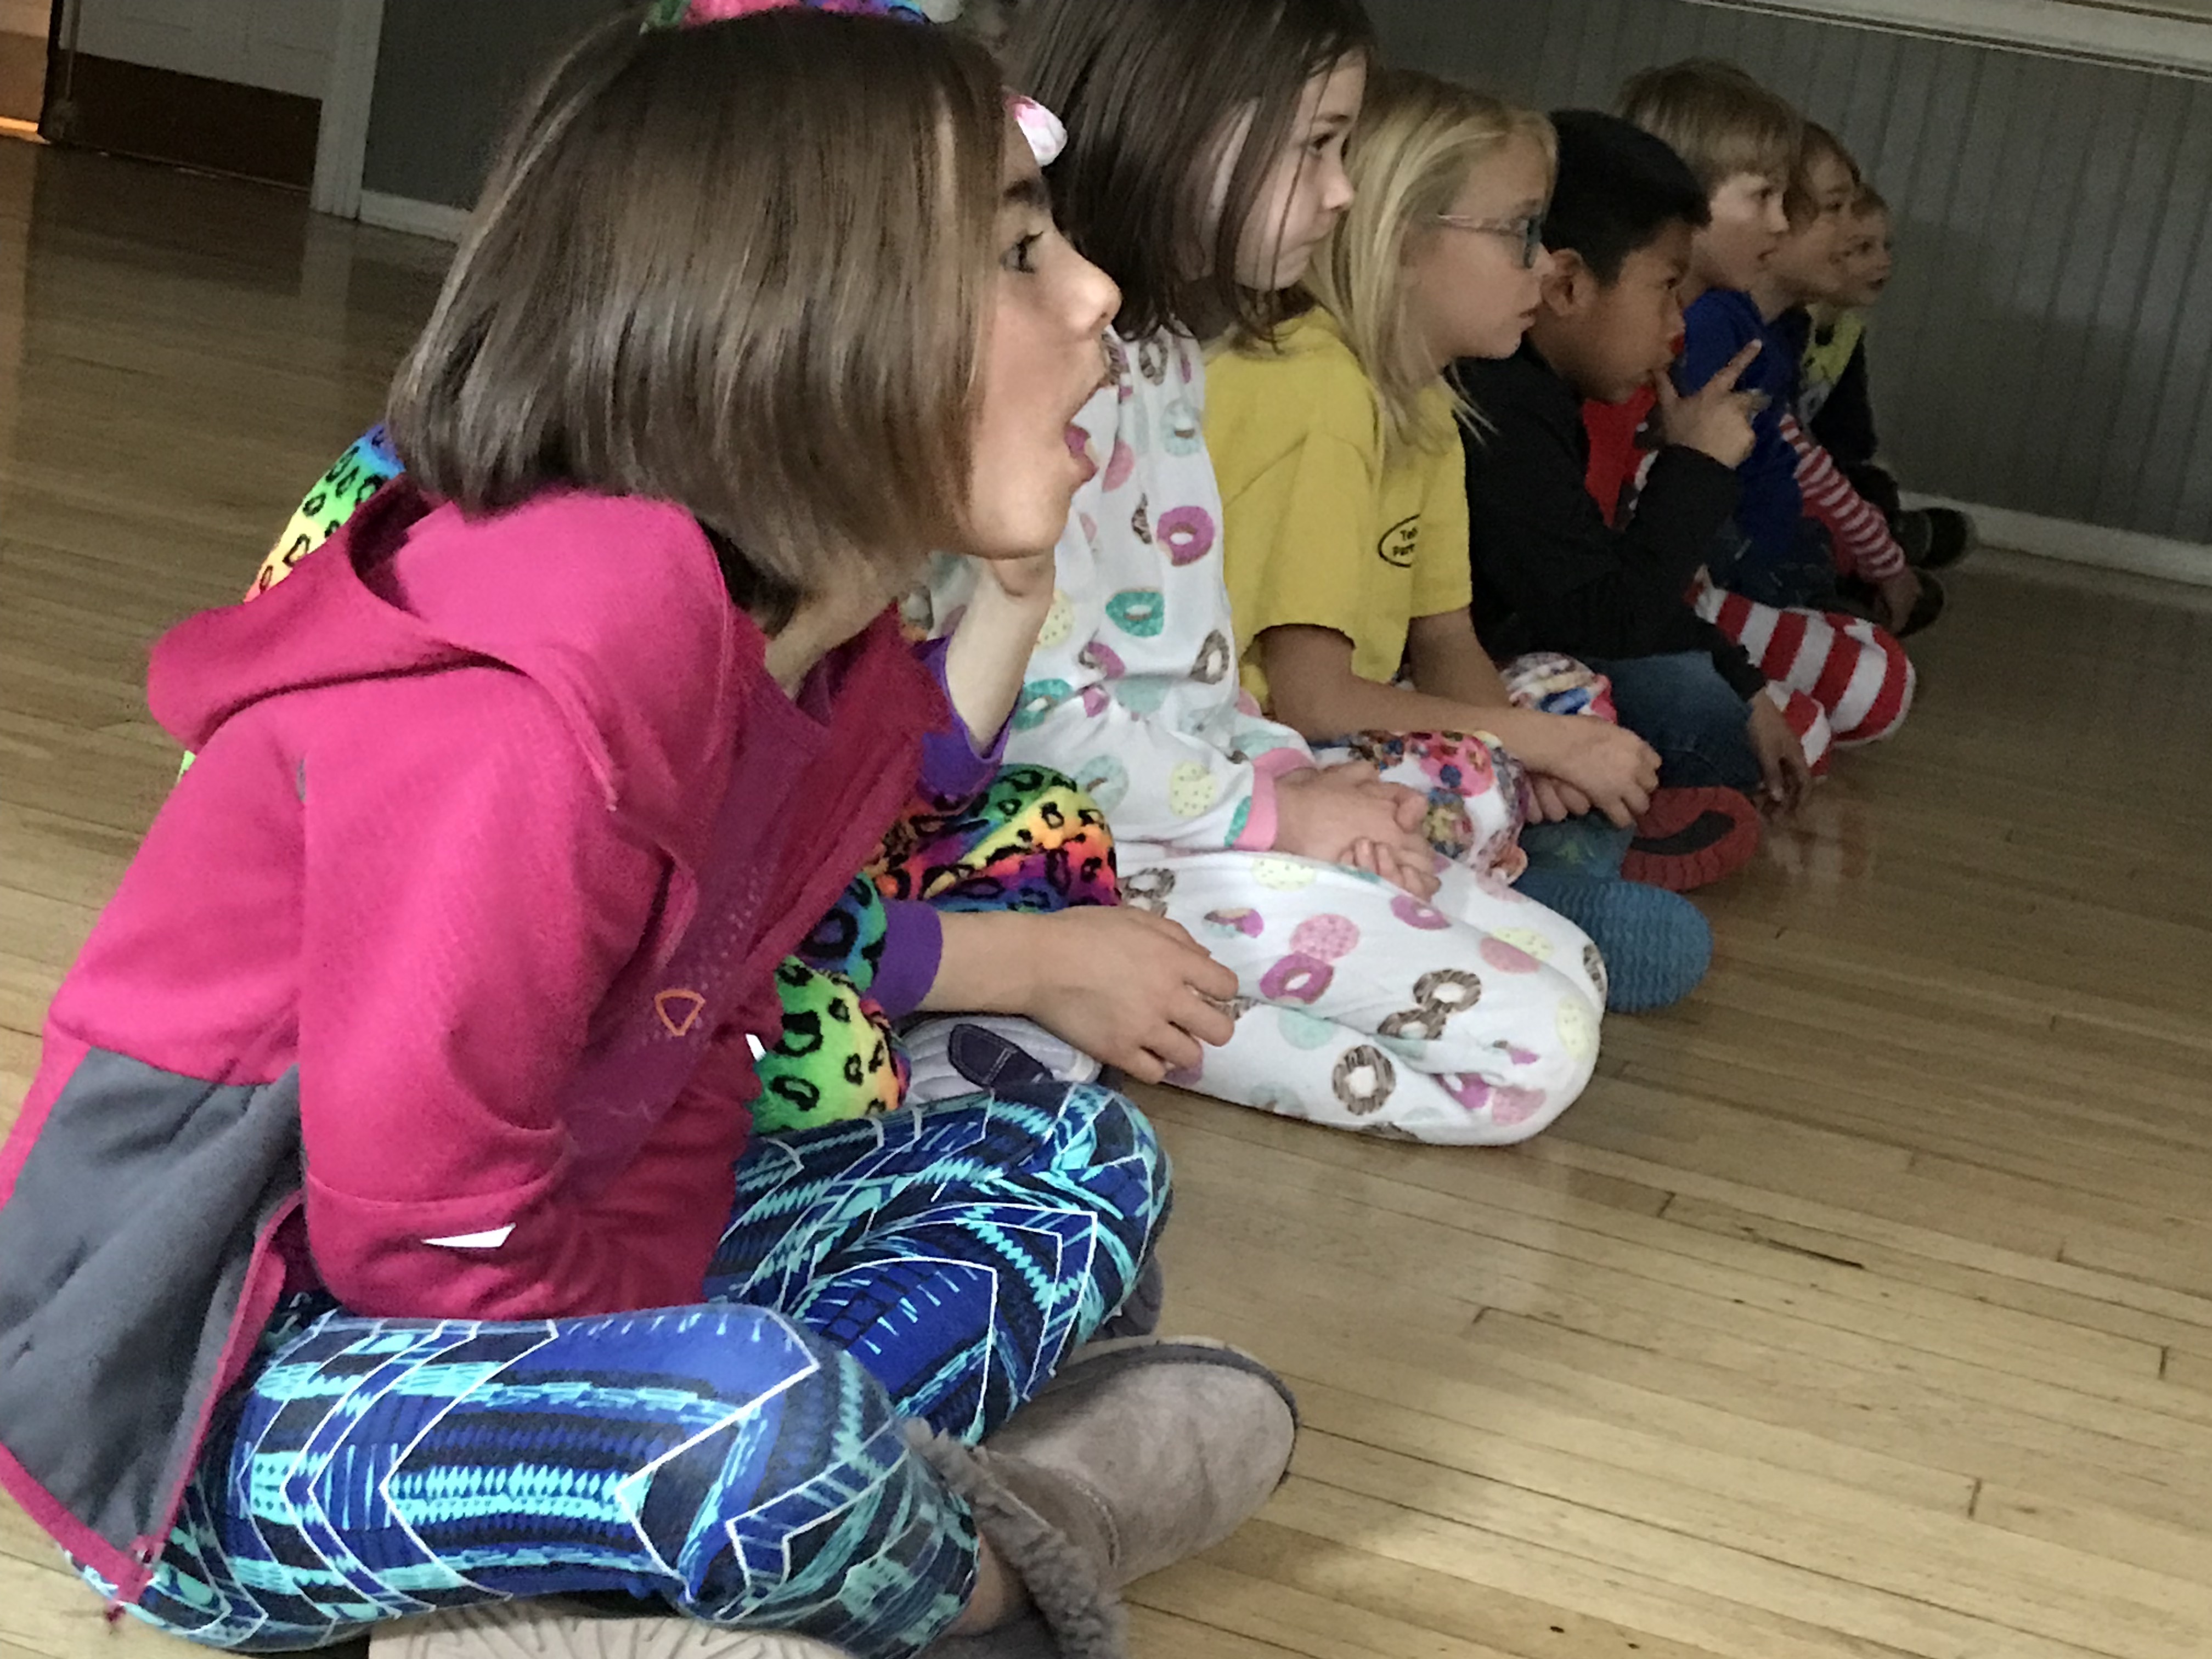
[389,6,1006,624]
[1785,120,1862,226]
[1617,58,1801,196]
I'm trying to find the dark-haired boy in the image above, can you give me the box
[1453,110,1812,892]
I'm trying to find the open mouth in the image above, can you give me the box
[1064,424,1097,483]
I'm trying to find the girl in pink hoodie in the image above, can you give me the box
[0,6,1280,1655]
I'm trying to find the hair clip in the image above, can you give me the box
[1010,95,1066,167]
[642,0,1064,168]
[646,0,926,29]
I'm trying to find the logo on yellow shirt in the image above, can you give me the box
[1378,515,1420,569]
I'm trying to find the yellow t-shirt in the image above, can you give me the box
[1205,309,1474,713]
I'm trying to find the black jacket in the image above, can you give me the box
[1453,343,1766,699]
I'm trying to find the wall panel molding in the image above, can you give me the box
[1370,0,2212,572]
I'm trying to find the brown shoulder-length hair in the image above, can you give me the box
[1005,0,1375,343]
[387,5,1006,627]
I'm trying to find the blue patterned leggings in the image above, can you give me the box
[113,1086,1167,1657]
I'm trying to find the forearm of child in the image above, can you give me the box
[1262,618,1571,769]
[940,563,1054,742]
[924,909,1237,1085]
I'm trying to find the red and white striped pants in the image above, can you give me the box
[1696,580,1915,748]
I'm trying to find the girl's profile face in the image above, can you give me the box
[963,122,1121,558]
[1229,53,1367,292]
[1406,135,1555,367]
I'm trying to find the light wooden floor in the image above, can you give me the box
[5,136,2212,1659]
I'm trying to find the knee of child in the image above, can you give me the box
[1059,1082,1173,1211]
[1485,962,1604,1137]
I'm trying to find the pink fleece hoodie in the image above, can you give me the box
[27,481,941,1320]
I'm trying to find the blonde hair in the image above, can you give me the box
[1303,69,1554,459]
[1617,58,1800,197]
[389,7,1005,629]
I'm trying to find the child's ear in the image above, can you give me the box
[1539,247,1591,317]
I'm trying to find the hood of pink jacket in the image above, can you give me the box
[149,481,754,872]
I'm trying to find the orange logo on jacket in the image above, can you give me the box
[655,990,707,1038]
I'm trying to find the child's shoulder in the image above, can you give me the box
[1685,286,1764,341]
[1206,311,1378,450]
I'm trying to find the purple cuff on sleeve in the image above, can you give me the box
[914,635,1008,803]
[871,900,944,1021]
[1242,748,1315,851]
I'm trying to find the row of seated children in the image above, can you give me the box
[1452,59,1972,894]
[0,11,1985,1658]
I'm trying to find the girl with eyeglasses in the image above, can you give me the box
[1207,69,1713,1015]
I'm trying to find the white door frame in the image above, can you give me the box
[310,0,383,219]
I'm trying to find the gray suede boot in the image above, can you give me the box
[910,1337,1299,1658]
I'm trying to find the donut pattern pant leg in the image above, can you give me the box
[1119,847,1604,1144]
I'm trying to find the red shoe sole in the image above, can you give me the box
[1621,787,1762,893]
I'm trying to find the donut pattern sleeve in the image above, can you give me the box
[929,331,1315,854]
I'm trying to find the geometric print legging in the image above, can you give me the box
[105,1085,1169,1657]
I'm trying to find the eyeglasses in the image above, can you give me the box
[1434,212,1546,269]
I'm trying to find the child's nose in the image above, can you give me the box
[1068,251,1120,338]
[1322,157,1356,214]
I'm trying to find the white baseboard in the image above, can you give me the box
[356,189,469,244]
[1903,494,2212,590]
[0,0,47,37]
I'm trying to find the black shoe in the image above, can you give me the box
[1895,571,1946,638]
[1895,507,1977,570]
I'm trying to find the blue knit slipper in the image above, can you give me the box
[1513,870,1713,1014]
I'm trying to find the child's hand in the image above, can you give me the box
[1655,340,1763,469]
[1024,908,1239,1084]
[1512,717,1660,828]
[1274,763,1437,894]
[1345,836,1442,901]
[1527,775,1595,823]
[1745,693,1812,816]
[1874,567,1922,634]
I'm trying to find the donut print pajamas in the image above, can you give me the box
[926,330,1604,1145]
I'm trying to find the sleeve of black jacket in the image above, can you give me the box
[1456,351,1765,701]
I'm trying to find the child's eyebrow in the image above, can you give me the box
[1002,176,1053,214]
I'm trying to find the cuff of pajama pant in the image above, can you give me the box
[1245,749,1317,851]
[871,900,944,1020]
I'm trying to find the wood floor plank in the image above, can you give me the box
[1156,1108,2170,1387]
[1294,1435,2198,1659]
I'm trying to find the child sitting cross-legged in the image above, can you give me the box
[1801,182,1978,572]
[1753,120,1947,637]
[1454,109,1822,894]
[1615,59,1918,759]
[1207,71,1714,1011]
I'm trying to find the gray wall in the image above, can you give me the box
[361,0,620,207]
[1370,0,2212,546]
